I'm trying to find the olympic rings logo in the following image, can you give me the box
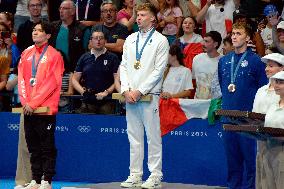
[77,125,91,133]
[7,123,20,131]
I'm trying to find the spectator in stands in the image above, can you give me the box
[157,0,183,44]
[17,0,44,53]
[72,30,119,114]
[120,3,169,188]
[269,16,284,55]
[211,33,234,99]
[14,0,48,32]
[18,21,64,189]
[92,0,128,60]
[74,0,103,26]
[117,0,136,32]
[0,14,20,70]
[196,0,236,40]
[192,30,222,99]
[0,22,15,91]
[218,22,267,189]
[161,45,193,99]
[0,11,14,31]
[50,0,90,95]
[173,16,203,50]
[222,33,234,55]
[233,10,266,56]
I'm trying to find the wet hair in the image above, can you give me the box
[204,31,222,49]
[136,3,158,17]
[169,44,184,66]
[232,22,253,40]
[33,20,52,34]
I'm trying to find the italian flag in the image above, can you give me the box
[159,98,221,136]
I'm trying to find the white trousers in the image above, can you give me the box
[125,95,162,178]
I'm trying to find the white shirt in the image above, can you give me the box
[162,66,193,94]
[253,83,280,114]
[265,101,284,129]
[180,33,203,44]
[205,0,235,39]
[192,52,222,99]
[120,30,169,95]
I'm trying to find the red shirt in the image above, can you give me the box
[18,44,64,115]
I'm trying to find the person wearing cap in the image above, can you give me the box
[258,70,284,189]
[268,15,284,55]
[218,22,267,189]
[120,2,169,188]
[18,21,64,189]
[252,53,284,189]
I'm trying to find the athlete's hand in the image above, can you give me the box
[23,104,34,115]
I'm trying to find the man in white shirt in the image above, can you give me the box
[120,3,169,189]
[192,30,222,99]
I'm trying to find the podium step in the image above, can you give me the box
[61,182,227,189]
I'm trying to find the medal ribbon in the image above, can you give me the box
[32,45,48,78]
[230,51,247,84]
[136,28,155,62]
[76,0,91,21]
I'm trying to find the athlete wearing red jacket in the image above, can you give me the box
[17,21,64,189]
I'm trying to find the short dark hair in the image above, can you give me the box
[169,44,184,66]
[33,20,52,34]
[223,33,232,45]
[91,29,106,38]
[204,31,222,49]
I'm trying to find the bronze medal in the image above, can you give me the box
[228,83,236,93]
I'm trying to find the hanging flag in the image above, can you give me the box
[159,98,212,136]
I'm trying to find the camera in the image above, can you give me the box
[1,31,11,39]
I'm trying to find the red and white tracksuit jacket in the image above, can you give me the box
[18,44,64,115]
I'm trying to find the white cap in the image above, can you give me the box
[277,21,284,30]
[271,71,284,80]
[261,53,284,66]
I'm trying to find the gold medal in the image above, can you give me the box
[228,84,236,93]
[134,60,141,70]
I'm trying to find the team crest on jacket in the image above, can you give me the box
[104,60,108,65]
[241,60,248,67]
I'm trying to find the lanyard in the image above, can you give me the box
[136,28,155,61]
[230,51,247,84]
[32,45,48,78]
[76,0,91,20]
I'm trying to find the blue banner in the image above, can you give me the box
[0,112,226,186]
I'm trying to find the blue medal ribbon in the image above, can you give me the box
[135,28,155,63]
[30,45,48,87]
[230,51,248,84]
